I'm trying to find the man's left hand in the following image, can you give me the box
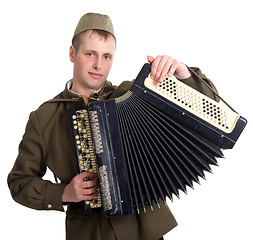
[147,55,191,85]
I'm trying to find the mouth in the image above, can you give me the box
[88,72,103,79]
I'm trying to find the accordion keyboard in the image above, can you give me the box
[71,108,102,209]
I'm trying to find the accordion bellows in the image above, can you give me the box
[70,63,247,217]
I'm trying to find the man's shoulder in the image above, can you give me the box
[108,80,134,99]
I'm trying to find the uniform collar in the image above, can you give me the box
[62,79,116,102]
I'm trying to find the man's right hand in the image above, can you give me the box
[62,171,98,203]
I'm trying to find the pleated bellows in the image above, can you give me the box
[117,92,223,213]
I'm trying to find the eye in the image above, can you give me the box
[104,55,111,60]
[86,53,94,57]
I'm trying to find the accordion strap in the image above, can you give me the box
[44,86,117,105]
[187,66,238,113]
[45,98,83,103]
[45,96,89,104]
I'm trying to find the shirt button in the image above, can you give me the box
[47,204,52,209]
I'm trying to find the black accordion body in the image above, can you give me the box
[69,63,247,217]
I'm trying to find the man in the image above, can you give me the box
[7,13,218,240]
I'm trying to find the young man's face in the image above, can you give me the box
[70,31,116,93]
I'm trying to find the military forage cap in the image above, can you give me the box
[73,12,115,41]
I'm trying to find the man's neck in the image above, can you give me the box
[71,82,95,97]
[70,80,105,97]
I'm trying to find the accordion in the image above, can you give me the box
[69,63,247,217]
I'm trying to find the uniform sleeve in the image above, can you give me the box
[179,67,220,102]
[7,111,67,212]
[107,80,134,99]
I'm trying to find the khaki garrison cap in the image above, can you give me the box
[72,12,115,41]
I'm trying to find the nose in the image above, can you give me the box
[93,57,102,70]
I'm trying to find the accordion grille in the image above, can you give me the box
[144,74,239,133]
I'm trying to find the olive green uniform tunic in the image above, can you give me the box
[7,67,218,240]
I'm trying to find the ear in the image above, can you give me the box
[69,45,75,62]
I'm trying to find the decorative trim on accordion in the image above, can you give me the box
[90,110,104,154]
[98,165,113,211]
[115,90,133,103]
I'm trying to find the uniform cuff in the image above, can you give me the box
[178,75,197,85]
[45,183,67,211]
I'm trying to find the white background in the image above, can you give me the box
[1,0,252,239]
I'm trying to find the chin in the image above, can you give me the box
[88,80,106,91]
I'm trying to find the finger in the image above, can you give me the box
[82,191,99,201]
[82,185,98,196]
[78,171,97,180]
[150,55,162,79]
[157,59,179,85]
[167,62,179,77]
[156,58,175,84]
[154,57,170,82]
[81,179,98,189]
[147,55,155,63]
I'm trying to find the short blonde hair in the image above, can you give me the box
[72,29,116,53]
